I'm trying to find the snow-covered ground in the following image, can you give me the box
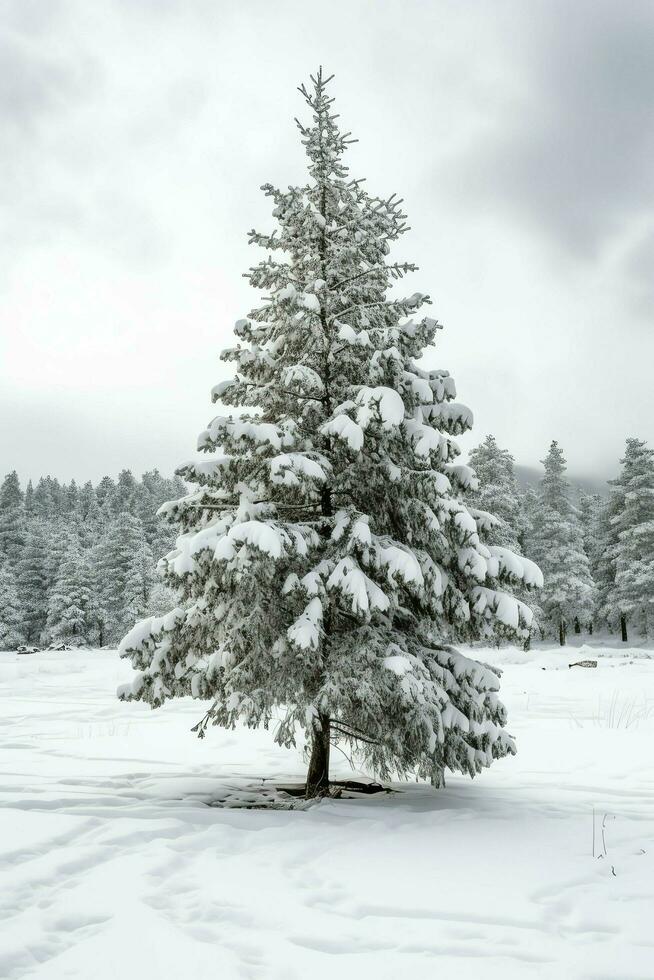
[1,644,653,980]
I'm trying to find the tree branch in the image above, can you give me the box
[330,262,417,291]
[239,380,325,403]
[331,722,379,746]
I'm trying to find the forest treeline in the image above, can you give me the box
[0,469,185,648]
[0,433,652,649]
[469,435,654,644]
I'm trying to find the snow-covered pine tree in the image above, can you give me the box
[118,70,541,796]
[594,454,633,640]
[578,491,603,633]
[525,441,595,644]
[467,436,525,551]
[50,478,67,517]
[0,471,23,510]
[99,512,154,643]
[0,471,25,565]
[96,476,115,512]
[109,470,139,517]
[78,485,104,550]
[88,539,109,647]
[610,439,654,640]
[32,478,54,518]
[520,487,547,641]
[24,480,35,516]
[0,559,26,650]
[138,469,185,555]
[44,544,95,646]
[78,481,96,519]
[17,527,50,643]
[64,480,79,515]
[143,580,179,619]
[45,522,77,595]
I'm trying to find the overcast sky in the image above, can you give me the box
[2,0,652,485]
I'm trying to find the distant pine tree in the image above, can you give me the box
[468,435,525,551]
[609,439,654,640]
[17,528,50,643]
[0,471,23,510]
[24,480,35,516]
[0,469,184,648]
[33,478,54,518]
[99,512,154,643]
[65,479,80,515]
[0,471,25,565]
[96,476,115,511]
[520,488,547,642]
[524,442,595,644]
[45,521,77,594]
[109,470,139,516]
[578,491,603,632]
[143,580,179,619]
[0,560,26,650]
[44,545,95,646]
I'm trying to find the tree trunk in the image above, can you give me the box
[559,618,566,646]
[620,614,628,643]
[574,617,581,634]
[588,621,593,636]
[431,767,446,789]
[305,713,331,798]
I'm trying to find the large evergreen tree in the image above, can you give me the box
[524,441,595,644]
[118,71,541,796]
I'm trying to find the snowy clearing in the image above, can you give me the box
[1,644,653,980]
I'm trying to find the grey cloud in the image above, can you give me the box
[0,18,104,250]
[0,34,78,131]
[2,0,66,39]
[448,0,654,258]
[621,228,654,318]
[1,0,651,482]
[0,14,173,267]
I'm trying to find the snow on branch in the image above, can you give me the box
[321,413,365,452]
[354,386,405,429]
[269,453,330,487]
[117,606,186,661]
[471,586,534,631]
[326,557,390,614]
[198,417,296,453]
[287,597,323,650]
[488,547,544,589]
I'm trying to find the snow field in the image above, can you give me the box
[1,645,653,980]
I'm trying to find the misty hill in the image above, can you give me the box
[515,465,609,498]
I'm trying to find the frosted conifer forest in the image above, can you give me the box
[2,5,653,978]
